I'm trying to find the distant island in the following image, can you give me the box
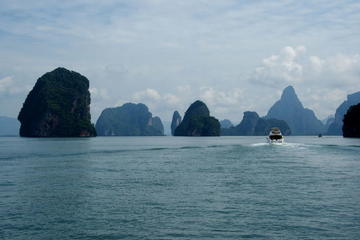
[220,119,233,129]
[14,68,360,138]
[18,68,96,137]
[95,103,164,136]
[265,86,324,135]
[171,111,182,136]
[222,111,291,136]
[327,91,360,135]
[174,100,220,136]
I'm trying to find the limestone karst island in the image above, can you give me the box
[0,67,357,138]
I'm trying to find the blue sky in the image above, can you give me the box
[1,0,360,123]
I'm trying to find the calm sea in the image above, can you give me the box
[1,136,359,240]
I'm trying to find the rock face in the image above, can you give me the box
[174,100,220,136]
[266,86,324,135]
[222,111,291,136]
[0,116,20,136]
[171,111,182,135]
[323,115,335,131]
[18,68,96,137]
[95,103,164,136]
[343,103,360,138]
[327,91,360,135]
[220,119,233,129]
[152,116,165,135]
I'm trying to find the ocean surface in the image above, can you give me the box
[0,136,359,240]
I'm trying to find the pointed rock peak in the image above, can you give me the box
[173,111,181,118]
[281,85,296,99]
[280,85,302,106]
[243,111,259,118]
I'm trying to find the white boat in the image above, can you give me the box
[267,127,284,144]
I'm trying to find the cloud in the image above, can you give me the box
[251,46,306,86]
[249,46,360,119]
[133,88,161,101]
[89,87,110,100]
[1,1,360,121]
[0,76,13,93]
[0,76,30,94]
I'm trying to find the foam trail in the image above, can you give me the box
[251,143,269,147]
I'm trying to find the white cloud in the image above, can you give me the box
[252,46,306,86]
[0,76,30,94]
[1,1,360,120]
[133,88,161,101]
[89,87,110,100]
[0,76,13,92]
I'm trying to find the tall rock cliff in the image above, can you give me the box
[18,68,96,137]
[152,116,165,136]
[95,103,164,136]
[265,86,324,135]
[221,111,291,136]
[171,111,182,136]
[174,100,220,136]
[342,103,360,138]
[327,91,360,135]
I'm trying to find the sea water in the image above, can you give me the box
[0,136,359,239]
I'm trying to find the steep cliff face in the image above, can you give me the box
[327,91,360,135]
[342,103,360,138]
[171,111,182,135]
[152,116,164,136]
[221,111,291,136]
[266,86,324,135]
[18,67,96,137]
[174,100,220,136]
[95,103,164,136]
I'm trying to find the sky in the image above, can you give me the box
[1,0,360,124]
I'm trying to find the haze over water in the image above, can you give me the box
[1,136,359,239]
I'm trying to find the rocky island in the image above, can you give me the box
[221,111,291,136]
[266,86,324,135]
[95,103,164,136]
[171,111,182,135]
[342,103,360,138]
[174,100,220,136]
[327,91,360,135]
[220,119,233,129]
[18,68,96,137]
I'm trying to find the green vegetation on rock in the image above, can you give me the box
[18,67,96,137]
[174,100,220,136]
[95,103,164,136]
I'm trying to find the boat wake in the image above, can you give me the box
[250,142,306,148]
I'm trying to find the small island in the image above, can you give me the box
[18,68,96,137]
[95,103,164,136]
[221,111,291,136]
[174,100,220,136]
[171,111,182,136]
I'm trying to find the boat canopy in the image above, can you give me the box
[269,135,283,140]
